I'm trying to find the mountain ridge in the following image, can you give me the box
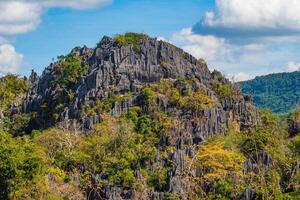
[240,70,300,113]
[23,33,259,133]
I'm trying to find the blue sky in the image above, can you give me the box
[15,0,211,75]
[1,0,300,81]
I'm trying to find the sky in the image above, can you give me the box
[1,0,300,81]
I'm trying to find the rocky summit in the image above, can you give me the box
[17,33,261,199]
[4,33,299,200]
[23,34,259,134]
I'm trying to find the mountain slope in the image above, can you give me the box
[1,33,299,200]
[23,33,259,133]
[240,71,300,113]
[16,33,260,199]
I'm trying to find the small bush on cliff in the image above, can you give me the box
[114,32,149,53]
[141,79,217,113]
[139,86,155,108]
[288,106,300,136]
[145,164,169,191]
[0,75,28,113]
[53,54,88,88]
[182,90,217,113]
[212,82,238,100]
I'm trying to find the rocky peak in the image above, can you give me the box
[22,33,259,134]
[28,69,39,85]
[17,33,262,200]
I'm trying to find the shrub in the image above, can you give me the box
[192,141,245,183]
[288,106,300,136]
[53,54,88,88]
[147,165,169,191]
[182,90,217,112]
[0,131,46,199]
[8,113,31,136]
[139,86,155,107]
[163,193,180,200]
[114,32,149,53]
[212,83,237,100]
[0,75,28,113]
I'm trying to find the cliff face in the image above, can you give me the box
[24,36,258,133]
[22,34,260,199]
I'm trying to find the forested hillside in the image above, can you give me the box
[0,33,299,199]
[240,71,300,113]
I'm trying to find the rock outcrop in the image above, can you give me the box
[22,34,260,200]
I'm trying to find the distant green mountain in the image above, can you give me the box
[240,71,300,113]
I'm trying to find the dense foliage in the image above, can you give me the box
[0,70,299,199]
[0,75,28,113]
[240,71,300,113]
[30,53,89,128]
[54,54,89,88]
[186,109,299,199]
[114,32,149,53]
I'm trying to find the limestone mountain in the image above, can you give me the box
[23,33,259,134]
[0,33,298,200]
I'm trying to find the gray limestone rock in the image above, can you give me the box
[20,35,261,200]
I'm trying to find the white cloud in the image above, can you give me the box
[0,44,23,75]
[0,0,111,74]
[172,28,226,61]
[231,72,253,82]
[0,1,41,35]
[39,0,111,9]
[157,37,172,43]
[0,36,10,44]
[203,0,300,32]
[243,43,265,51]
[0,0,111,35]
[172,0,300,79]
[285,61,300,72]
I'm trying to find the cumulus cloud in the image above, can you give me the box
[0,44,23,75]
[171,27,266,65]
[0,0,110,74]
[21,0,111,9]
[169,0,300,80]
[157,37,172,43]
[193,0,300,40]
[0,1,41,35]
[0,36,10,44]
[232,72,253,82]
[285,61,300,72]
[172,28,227,62]
[0,0,111,35]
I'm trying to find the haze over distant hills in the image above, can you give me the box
[240,71,300,113]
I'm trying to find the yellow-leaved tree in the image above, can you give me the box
[194,141,244,182]
[187,141,245,199]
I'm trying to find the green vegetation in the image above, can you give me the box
[212,81,239,100]
[288,106,300,136]
[0,75,31,134]
[140,79,217,113]
[29,53,90,127]
[54,54,89,88]
[0,71,299,199]
[114,32,149,53]
[187,109,299,199]
[240,71,300,113]
[0,131,46,199]
[0,75,28,113]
